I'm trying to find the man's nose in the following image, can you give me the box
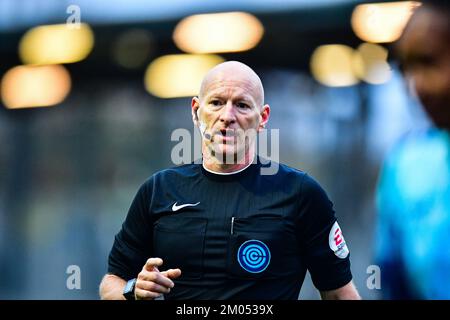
[219,101,236,124]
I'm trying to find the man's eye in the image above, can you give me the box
[237,103,249,109]
[210,100,221,106]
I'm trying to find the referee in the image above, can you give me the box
[99,61,360,300]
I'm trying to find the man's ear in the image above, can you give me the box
[191,97,200,126]
[258,104,270,132]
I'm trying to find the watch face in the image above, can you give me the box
[123,278,136,300]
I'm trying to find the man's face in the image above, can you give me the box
[193,69,269,162]
[397,7,450,128]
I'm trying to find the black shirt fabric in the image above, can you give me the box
[108,157,352,299]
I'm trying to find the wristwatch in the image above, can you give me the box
[123,278,137,300]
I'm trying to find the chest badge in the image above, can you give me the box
[237,240,271,273]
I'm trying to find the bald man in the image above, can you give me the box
[375,0,450,299]
[100,61,360,300]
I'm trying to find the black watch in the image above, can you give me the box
[123,278,137,300]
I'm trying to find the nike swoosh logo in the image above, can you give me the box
[172,202,200,212]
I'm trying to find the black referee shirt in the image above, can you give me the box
[108,157,352,299]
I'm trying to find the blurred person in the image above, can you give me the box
[99,61,360,300]
[375,0,450,299]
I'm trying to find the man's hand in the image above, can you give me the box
[135,257,182,300]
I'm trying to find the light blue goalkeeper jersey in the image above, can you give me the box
[376,128,450,299]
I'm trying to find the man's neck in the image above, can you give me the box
[202,151,256,175]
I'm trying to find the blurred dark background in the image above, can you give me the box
[0,0,428,299]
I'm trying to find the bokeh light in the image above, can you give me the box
[19,23,94,65]
[144,54,224,98]
[354,43,391,85]
[310,44,359,87]
[173,12,264,54]
[351,1,421,43]
[112,29,154,69]
[1,64,71,109]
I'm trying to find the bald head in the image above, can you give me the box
[199,61,265,107]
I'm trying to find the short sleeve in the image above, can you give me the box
[297,174,353,291]
[108,178,154,280]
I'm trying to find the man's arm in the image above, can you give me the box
[99,274,127,300]
[320,281,361,300]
